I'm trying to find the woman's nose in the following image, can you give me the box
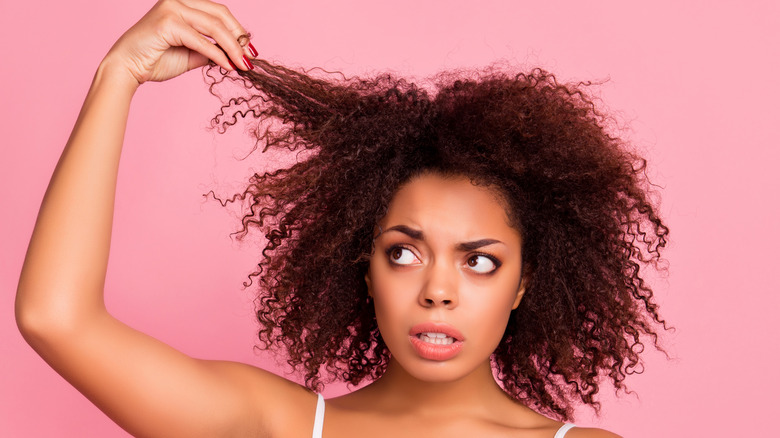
[419,261,458,309]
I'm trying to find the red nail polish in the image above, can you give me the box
[227,58,238,70]
[243,55,254,70]
[247,42,258,58]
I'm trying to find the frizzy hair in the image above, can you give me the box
[205,60,669,421]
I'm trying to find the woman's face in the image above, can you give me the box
[366,172,525,383]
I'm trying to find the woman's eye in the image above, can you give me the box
[466,254,498,274]
[387,247,419,266]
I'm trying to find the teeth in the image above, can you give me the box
[418,332,455,345]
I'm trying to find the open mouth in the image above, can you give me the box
[408,322,465,360]
[417,332,455,345]
[409,322,464,343]
[408,324,464,361]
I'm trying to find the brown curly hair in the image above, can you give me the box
[205,60,669,421]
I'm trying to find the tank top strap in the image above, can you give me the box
[554,423,576,438]
[312,393,325,438]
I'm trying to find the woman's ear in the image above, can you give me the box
[364,271,373,298]
[512,270,530,310]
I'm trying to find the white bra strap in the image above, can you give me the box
[554,423,576,438]
[312,394,325,438]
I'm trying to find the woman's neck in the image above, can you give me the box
[358,359,516,416]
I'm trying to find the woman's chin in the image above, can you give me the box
[388,355,491,386]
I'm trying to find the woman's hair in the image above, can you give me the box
[206,61,669,421]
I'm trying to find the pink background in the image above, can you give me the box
[2,1,778,436]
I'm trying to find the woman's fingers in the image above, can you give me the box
[185,0,247,38]
[198,0,259,58]
[179,0,257,63]
[178,5,254,70]
[173,22,233,71]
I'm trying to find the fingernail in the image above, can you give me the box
[247,42,258,58]
[243,55,254,70]
[227,58,238,70]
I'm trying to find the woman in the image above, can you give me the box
[16,0,667,436]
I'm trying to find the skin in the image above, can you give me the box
[15,1,620,436]
[367,172,527,386]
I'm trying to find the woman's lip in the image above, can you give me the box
[409,322,465,341]
[409,336,463,361]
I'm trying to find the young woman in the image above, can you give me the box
[16,1,667,437]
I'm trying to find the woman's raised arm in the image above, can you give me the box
[15,1,312,436]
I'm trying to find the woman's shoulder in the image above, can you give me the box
[201,360,318,435]
[498,400,621,438]
[501,405,621,438]
[565,426,622,438]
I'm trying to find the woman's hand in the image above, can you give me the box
[104,0,256,87]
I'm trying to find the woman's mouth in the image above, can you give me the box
[409,323,464,361]
[417,332,455,345]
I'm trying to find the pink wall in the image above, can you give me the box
[2,1,778,436]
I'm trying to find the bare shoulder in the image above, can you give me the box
[203,360,319,436]
[568,427,622,438]
[201,360,317,419]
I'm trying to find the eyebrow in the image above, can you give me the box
[384,225,423,240]
[383,225,502,251]
[456,239,502,252]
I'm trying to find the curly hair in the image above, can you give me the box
[206,60,669,421]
